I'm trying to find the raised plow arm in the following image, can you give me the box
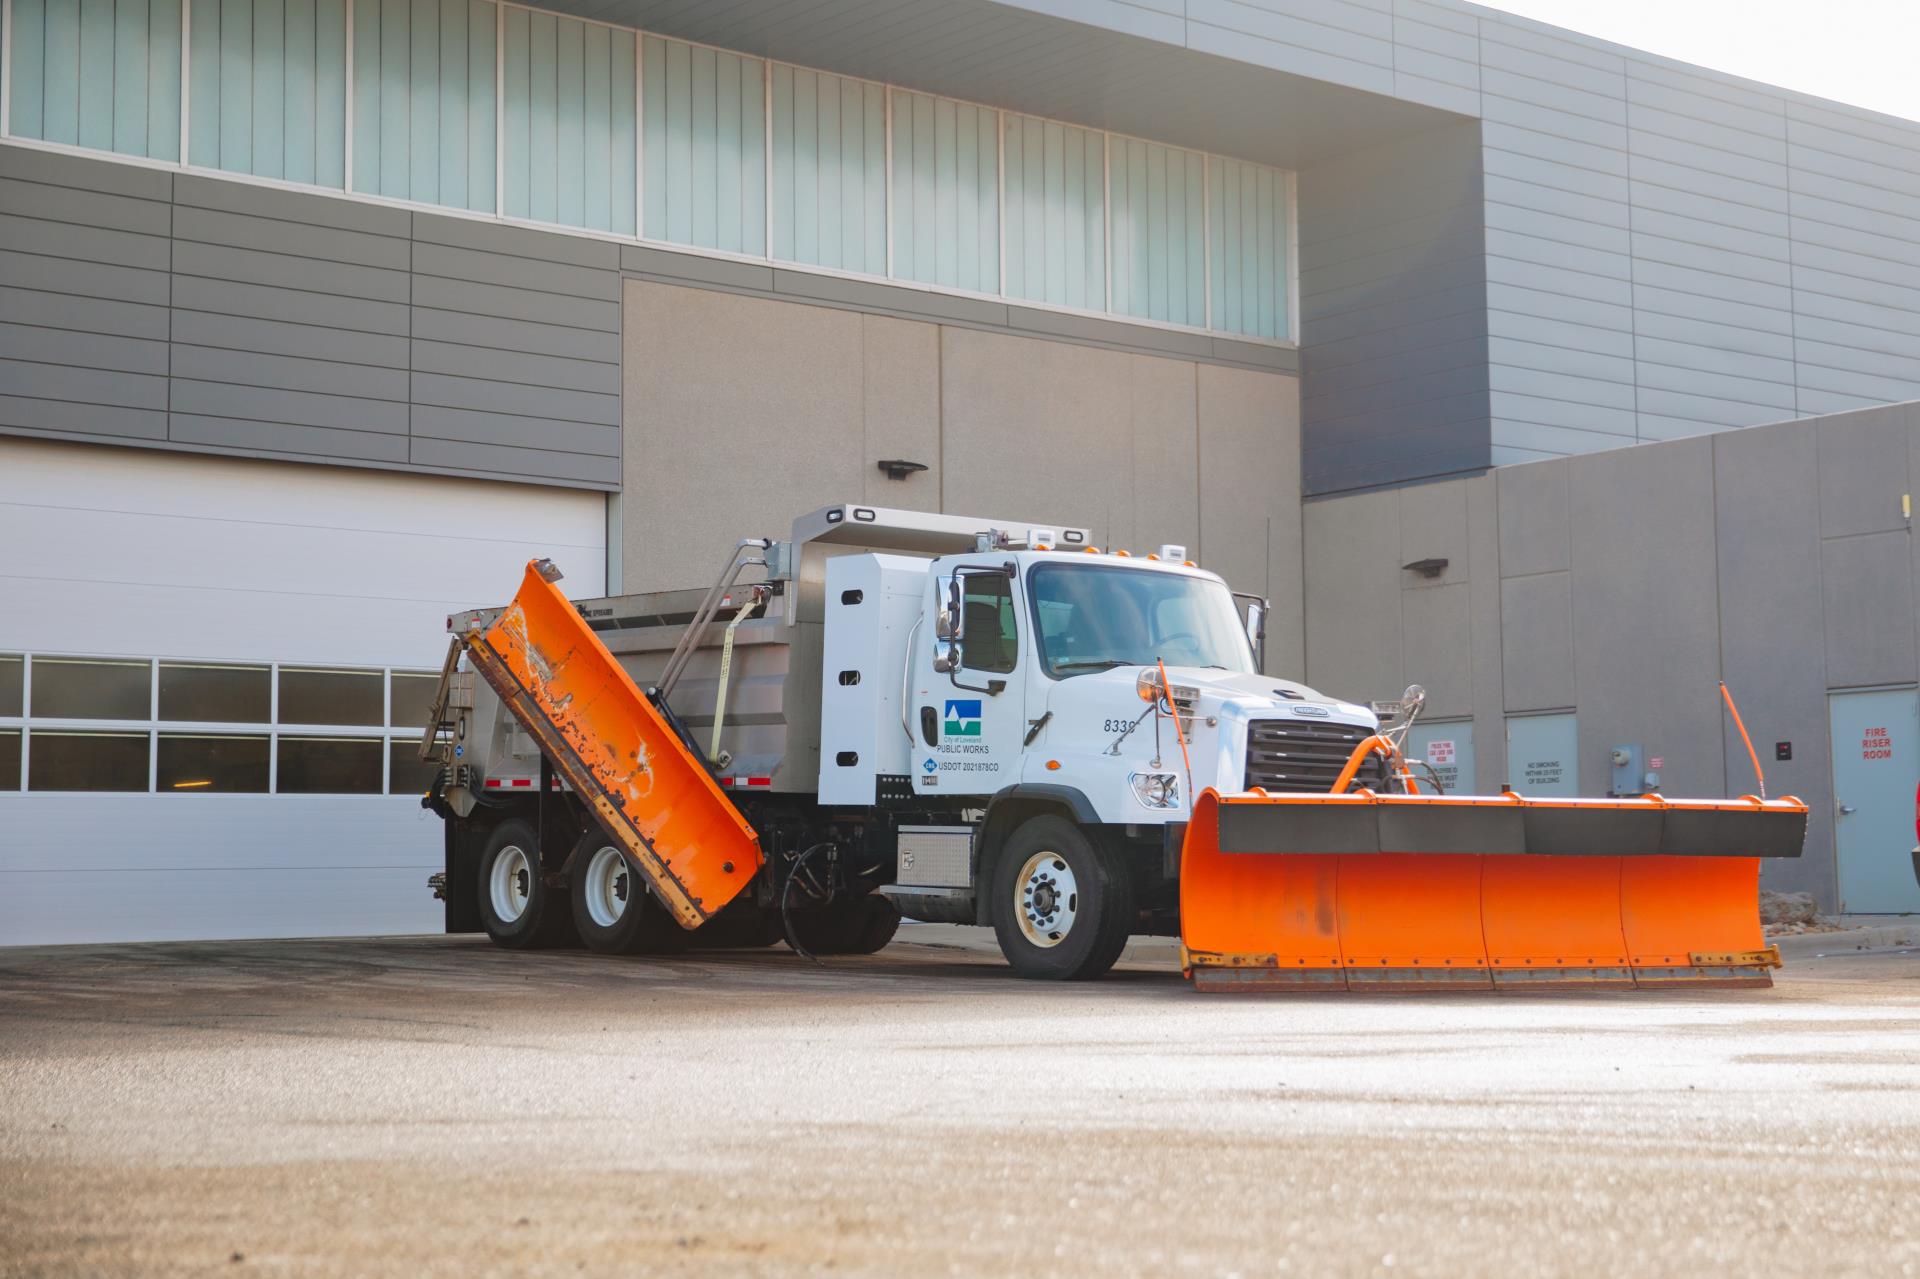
[1179,786,1807,992]
[460,560,763,930]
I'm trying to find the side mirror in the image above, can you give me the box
[934,638,962,673]
[1243,601,1266,651]
[1401,683,1427,718]
[935,574,964,641]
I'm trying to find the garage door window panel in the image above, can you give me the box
[159,662,271,723]
[159,733,270,792]
[278,735,382,792]
[28,730,151,791]
[0,731,19,790]
[279,667,382,726]
[388,671,440,730]
[0,655,22,717]
[388,739,438,794]
[32,658,152,720]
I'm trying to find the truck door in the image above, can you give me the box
[911,564,1028,798]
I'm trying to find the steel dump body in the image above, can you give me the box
[456,576,823,795]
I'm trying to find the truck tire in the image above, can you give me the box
[989,816,1133,980]
[787,895,902,956]
[567,830,690,955]
[476,818,572,949]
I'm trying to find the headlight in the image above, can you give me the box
[1128,771,1182,809]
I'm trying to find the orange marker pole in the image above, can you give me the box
[1158,657,1194,793]
[1719,680,1767,800]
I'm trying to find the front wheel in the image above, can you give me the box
[989,816,1133,980]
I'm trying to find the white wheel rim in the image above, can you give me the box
[583,845,632,929]
[490,844,533,924]
[1015,851,1078,948]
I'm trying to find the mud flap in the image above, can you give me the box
[1181,789,1802,993]
[464,560,763,929]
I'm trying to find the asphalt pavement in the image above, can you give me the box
[2,926,1917,1278]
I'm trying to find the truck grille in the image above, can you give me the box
[1244,719,1385,794]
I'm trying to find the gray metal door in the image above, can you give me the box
[1407,720,1475,795]
[1829,689,1920,914]
[1505,712,1578,798]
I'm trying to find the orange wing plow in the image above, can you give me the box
[462,561,763,929]
[1180,788,1807,992]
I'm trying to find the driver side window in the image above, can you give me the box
[961,575,1018,674]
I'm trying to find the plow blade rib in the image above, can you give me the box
[1181,790,1804,993]
[464,561,763,929]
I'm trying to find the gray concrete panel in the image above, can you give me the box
[1566,437,1726,799]
[1401,581,1472,718]
[939,325,1137,549]
[1197,362,1302,675]
[1823,530,1919,691]
[859,314,942,513]
[1499,571,1574,712]
[622,280,872,592]
[1303,489,1402,699]
[1397,476,1469,590]
[1128,356,1200,561]
[1815,403,1914,539]
[1712,420,1835,901]
[1464,472,1506,788]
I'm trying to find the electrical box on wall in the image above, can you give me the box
[1610,743,1644,797]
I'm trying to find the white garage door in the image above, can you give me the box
[0,438,606,945]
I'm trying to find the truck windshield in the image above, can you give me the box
[1028,563,1255,678]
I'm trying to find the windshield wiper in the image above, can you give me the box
[1053,659,1129,672]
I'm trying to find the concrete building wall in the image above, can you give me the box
[1302,400,1920,910]
[618,280,1305,673]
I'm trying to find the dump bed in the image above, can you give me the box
[456,579,821,794]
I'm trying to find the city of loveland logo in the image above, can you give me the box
[943,699,982,737]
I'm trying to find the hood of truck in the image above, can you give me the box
[1027,665,1378,824]
[1039,665,1374,726]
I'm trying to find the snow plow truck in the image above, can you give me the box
[418,503,1806,990]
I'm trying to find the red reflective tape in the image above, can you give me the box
[720,777,735,787]
[746,776,772,787]
[510,778,532,788]
[484,779,502,789]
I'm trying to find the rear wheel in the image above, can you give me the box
[567,829,690,955]
[477,818,572,949]
[990,816,1132,980]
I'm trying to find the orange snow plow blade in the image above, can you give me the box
[1180,789,1806,992]
[462,560,762,929]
